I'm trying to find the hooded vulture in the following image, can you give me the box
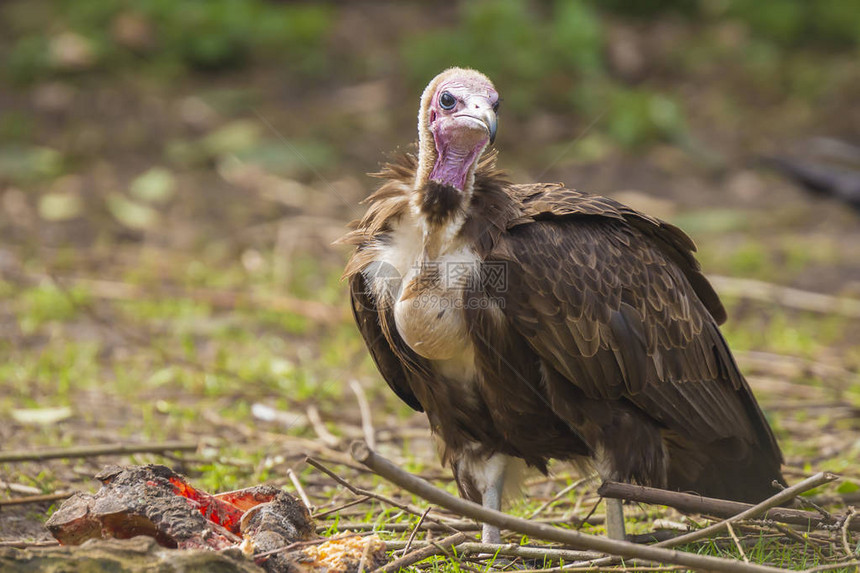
[341,67,784,542]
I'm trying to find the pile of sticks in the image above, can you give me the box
[2,438,858,572]
[340,441,857,573]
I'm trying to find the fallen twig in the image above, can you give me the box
[255,532,364,560]
[313,495,373,519]
[351,440,790,573]
[306,405,341,447]
[401,507,431,556]
[517,566,686,573]
[357,530,373,573]
[804,560,860,573]
[0,492,73,506]
[47,274,341,323]
[528,475,595,519]
[374,532,471,573]
[349,380,376,451]
[841,507,857,557]
[0,481,41,495]
[0,441,198,463]
[651,473,837,549]
[771,522,827,551]
[315,520,478,533]
[305,456,459,533]
[202,410,363,469]
[598,480,857,532]
[774,479,834,522]
[318,518,579,534]
[384,540,598,563]
[287,468,313,512]
[735,350,859,387]
[0,541,60,548]
[726,522,749,563]
[708,275,860,318]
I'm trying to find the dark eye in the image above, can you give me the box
[492,100,500,113]
[439,92,456,110]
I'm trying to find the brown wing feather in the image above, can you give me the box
[485,184,783,499]
[349,273,424,412]
[508,183,727,324]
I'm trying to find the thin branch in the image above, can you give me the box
[255,532,363,560]
[402,507,431,556]
[306,405,340,447]
[0,492,72,506]
[726,522,749,563]
[426,540,484,573]
[517,566,687,573]
[708,275,860,319]
[598,481,859,532]
[652,473,837,549]
[528,475,595,519]
[734,350,859,386]
[842,507,857,557]
[305,456,459,533]
[0,541,60,548]
[313,495,372,519]
[374,532,471,573]
[321,518,577,534]
[0,481,41,495]
[772,523,824,549]
[773,479,833,521]
[384,540,599,562]
[351,441,791,573]
[357,531,373,573]
[45,274,341,323]
[287,468,313,512]
[804,560,860,573]
[315,520,479,533]
[0,441,198,463]
[349,380,376,451]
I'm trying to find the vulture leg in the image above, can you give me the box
[455,452,512,544]
[604,497,626,540]
[479,461,506,544]
[481,496,503,544]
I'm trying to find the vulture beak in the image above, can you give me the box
[456,98,498,145]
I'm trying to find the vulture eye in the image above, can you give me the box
[492,101,500,113]
[439,92,456,110]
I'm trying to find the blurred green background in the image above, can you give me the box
[1,0,859,555]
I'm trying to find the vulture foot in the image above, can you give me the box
[604,497,627,540]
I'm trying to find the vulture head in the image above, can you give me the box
[415,68,500,195]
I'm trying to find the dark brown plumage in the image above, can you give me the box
[341,68,784,540]
[343,150,783,501]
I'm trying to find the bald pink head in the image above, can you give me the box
[416,68,499,192]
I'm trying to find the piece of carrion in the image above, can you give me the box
[45,464,386,573]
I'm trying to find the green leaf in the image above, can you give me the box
[0,146,63,183]
[38,192,83,221]
[130,167,177,204]
[12,406,73,425]
[202,120,263,157]
[837,481,859,494]
[106,193,159,229]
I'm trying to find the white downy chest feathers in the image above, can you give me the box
[361,216,485,381]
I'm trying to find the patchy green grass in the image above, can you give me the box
[2,1,860,569]
[2,215,858,568]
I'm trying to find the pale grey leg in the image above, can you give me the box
[456,450,517,546]
[476,453,510,544]
[481,473,504,544]
[604,497,626,540]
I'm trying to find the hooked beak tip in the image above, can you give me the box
[481,111,498,145]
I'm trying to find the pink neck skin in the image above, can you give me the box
[428,130,487,191]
